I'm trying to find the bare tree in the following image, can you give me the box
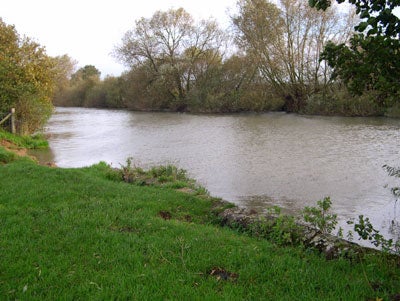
[232,0,355,111]
[115,8,226,110]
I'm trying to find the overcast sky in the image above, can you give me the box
[2,1,399,77]
[0,0,238,77]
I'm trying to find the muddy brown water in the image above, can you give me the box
[33,107,400,240]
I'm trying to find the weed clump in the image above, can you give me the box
[95,157,209,197]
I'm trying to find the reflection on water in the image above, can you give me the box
[40,107,400,239]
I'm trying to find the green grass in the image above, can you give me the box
[0,129,48,149]
[1,159,400,300]
[0,147,18,164]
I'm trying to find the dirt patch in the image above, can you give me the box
[176,187,196,194]
[0,140,28,157]
[208,267,238,282]
[158,210,172,220]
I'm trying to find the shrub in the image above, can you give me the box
[303,197,338,234]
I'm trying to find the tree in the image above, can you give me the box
[115,8,225,111]
[232,0,354,111]
[58,65,101,107]
[310,0,400,106]
[186,54,283,112]
[0,18,55,134]
[52,54,77,104]
[70,65,100,83]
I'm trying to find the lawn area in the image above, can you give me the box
[0,146,399,300]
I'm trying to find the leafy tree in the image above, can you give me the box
[121,62,175,111]
[101,76,126,108]
[57,65,101,107]
[310,0,400,106]
[52,54,77,104]
[82,76,125,108]
[187,54,284,112]
[0,18,55,134]
[70,65,100,83]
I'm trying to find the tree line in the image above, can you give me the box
[1,0,400,134]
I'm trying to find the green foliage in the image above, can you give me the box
[303,197,338,234]
[383,164,400,199]
[348,215,399,253]
[0,18,56,134]
[55,65,102,107]
[70,65,100,83]
[270,214,301,245]
[102,157,209,196]
[311,0,400,38]
[321,36,400,105]
[344,166,400,254]
[51,54,77,102]
[385,102,400,118]
[311,0,400,105]
[246,206,302,246]
[51,4,400,116]
[302,89,384,116]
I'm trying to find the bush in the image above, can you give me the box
[303,197,338,234]
[247,206,302,246]
[302,90,384,116]
[385,103,400,118]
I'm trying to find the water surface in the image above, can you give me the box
[38,107,400,238]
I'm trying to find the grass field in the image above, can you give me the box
[0,141,399,300]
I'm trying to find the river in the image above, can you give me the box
[34,107,400,240]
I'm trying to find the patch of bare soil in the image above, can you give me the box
[0,140,28,157]
[158,210,172,220]
[208,267,238,282]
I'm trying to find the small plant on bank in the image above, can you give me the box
[345,165,400,254]
[347,216,400,254]
[248,206,302,246]
[119,157,146,184]
[302,197,338,234]
[383,164,400,200]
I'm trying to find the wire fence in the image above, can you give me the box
[0,109,16,133]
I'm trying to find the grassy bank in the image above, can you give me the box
[1,145,400,299]
[0,129,47,164]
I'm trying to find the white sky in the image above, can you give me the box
[0,0,238,77]
[2,1,399,77]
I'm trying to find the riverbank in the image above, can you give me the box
[1,136,400,299]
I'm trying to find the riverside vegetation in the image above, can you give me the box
[2,0,400,139]
[1,132,400,300]
[52,0,400,118]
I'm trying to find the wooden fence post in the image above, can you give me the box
[11,108,16,134]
